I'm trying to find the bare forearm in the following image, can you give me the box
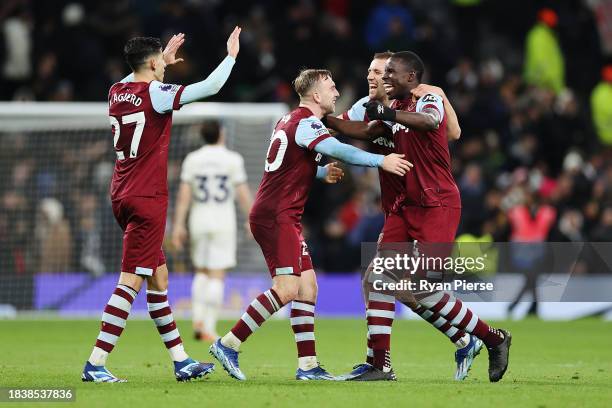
[324,115,373,140]
[443,97,461,140]
[173,184,191,227]
[394,111,438,132]
[236,183,252,218]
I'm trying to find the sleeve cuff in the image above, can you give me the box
[173,85,186,110]
[308,134,332,150]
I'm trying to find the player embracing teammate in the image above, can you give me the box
[326,51,511,382]
[328,51,483,382]
[210,68,412,381]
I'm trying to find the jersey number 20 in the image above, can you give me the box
[265,130,288,172]
[110,111,146,160]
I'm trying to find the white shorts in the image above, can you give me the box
[190,230,236,270]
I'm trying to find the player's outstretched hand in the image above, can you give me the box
[163,33,185,66]
[323,162,344,184]
[382,153,413,176]
[172,224,188,251]
[363,100,396,121]
[227,26,241,58]
[411,84,445,101]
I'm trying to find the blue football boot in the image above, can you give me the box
[174,357,215,382]
[209,339,246,380]
[82,361,126,383]
[455,334,484,380]
[295,364,335,380]
[336,363,373,381]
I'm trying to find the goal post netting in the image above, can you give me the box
[0,102,288,316]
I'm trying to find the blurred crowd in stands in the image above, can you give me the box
[1,0,612,275]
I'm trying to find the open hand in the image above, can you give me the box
[163,33,185,66]
[411,84,444,101]
[323,162,344,184]
[381,153,413,176]
[227,26,241,58]
[171,224,187,251]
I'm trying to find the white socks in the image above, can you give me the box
[455,333,471,349]
[192,273,208,333]
[221,331,242,351]
[203,277,224,336]
[169,343,189,362]
[192,273,225,336]
[89,347,108,366]
[298,356,318,371]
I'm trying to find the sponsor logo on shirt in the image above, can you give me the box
[422,94,438,103]
[311,122,323,130]
[391,123,408,134]
[372,136,395,148]
[159,84,180,92]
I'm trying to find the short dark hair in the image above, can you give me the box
[391,51,425,82]
[293,69,332,98]
[373,51,394,60]
[124,37,162,72]
[201,120,221,144]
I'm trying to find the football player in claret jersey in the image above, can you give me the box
[332,53,485,382]
[327,51,511,383]
[82,28,241,383]
[172,120,253,342]
[209,69,412,381]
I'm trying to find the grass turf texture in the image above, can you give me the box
[0,318,611,408]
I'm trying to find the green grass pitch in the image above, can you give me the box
[1,318,611,407]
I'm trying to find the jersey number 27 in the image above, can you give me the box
[110,112,145,160]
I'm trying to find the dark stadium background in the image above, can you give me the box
[1,4,612,406]
[0,0,611,305]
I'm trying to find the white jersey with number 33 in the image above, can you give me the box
[180,145,247,234]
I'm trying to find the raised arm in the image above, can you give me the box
[148,28,240,114]
[442,96,461,140]
[179,26,241,104]
[120,33,186,83]
[411,84,461,140]
[179,55,236,103]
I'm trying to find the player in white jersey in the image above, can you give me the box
[172,120,252,341]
